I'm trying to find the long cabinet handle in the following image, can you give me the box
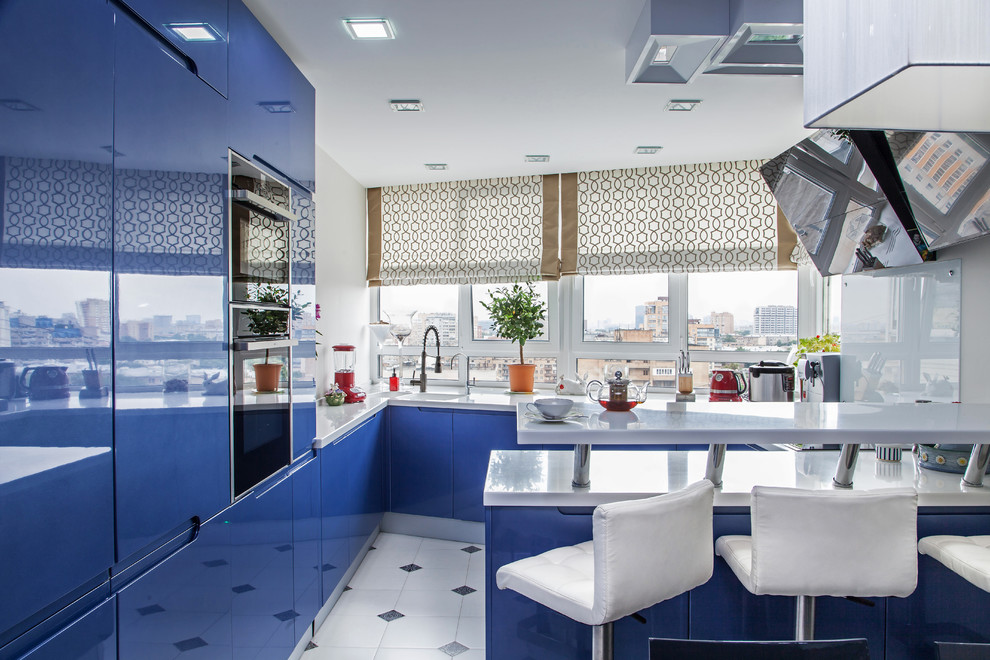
[109,0,198,75]
[334,411,380,444]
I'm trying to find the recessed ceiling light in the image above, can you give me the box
[665,99,702,112]
[165,22,222,42]
[390,100,424,112]
[652,45,677,64]
[343,18,395,40]
[0,98,40,112]
[524,155,550,163]
[424,163,448,171]
[258,101,295,114]
[634,146,663,155]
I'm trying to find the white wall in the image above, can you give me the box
[940,237,990,403]
[314,146,370,392]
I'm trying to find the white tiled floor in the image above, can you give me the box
[306,533,486,659]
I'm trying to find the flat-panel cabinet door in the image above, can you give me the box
[290,191,316,460]
[389,407,453,518]
[452,411,518,522]
[229,474,294,660]
[228,0,291,175]
[117,515,233,660]
[0,0,115,645]
[350,411,385,560]
[112,9,230,562]
[320,440,350,599]
[15,598,116,660]
[290,455,321,641]
[288,66,316,192]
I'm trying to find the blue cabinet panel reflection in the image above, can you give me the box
[452,411,518,522]
[0,0,115,645]
[291,191,316,459]
[112,9,230,561]
[291,455,321,640]
[390,407,454,518]
[228,471,295,660]
[117,515,233,660]
[114,0,229,97]
[12,597,116,660]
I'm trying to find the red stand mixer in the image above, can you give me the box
[332,344,366,403]
[709,369,747,402]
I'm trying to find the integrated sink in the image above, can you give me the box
[399,392,466,402]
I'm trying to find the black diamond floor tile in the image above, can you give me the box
[377,609,405,622]
[439,640,470,656]
[231,584,255,594]
[202,559,227,568]
[273,609,300,622]
[274,544,293,552]
[461,545,482,554]
[136,604,164,616]
[399,563,422,572]
[174,637,208,652]
[452,585,477,596]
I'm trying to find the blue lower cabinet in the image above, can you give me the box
[228,472,295,660]
[886,512,990,660]
[452,411,519,522]
[117,516,233,660]
[486,506,689,660]
[290,454,321,641]
[10,597,116,660]
[349,412,386,559]
[389,407,453,518]
[320,439,350,599]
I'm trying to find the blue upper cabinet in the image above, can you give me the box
[288,66,316,193]
[115,0,229,97]
[0,0,115,646]
[112,8,231,562]
[228,0,292,178]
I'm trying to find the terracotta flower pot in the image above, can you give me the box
[508,364,536,393]
[253,363,282,392]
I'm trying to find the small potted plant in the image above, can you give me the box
[482,282,547,393]
[242,284,289,392]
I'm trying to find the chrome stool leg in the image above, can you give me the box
[795,595,816,641]
[592,621,614,660]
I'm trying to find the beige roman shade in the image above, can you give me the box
[560,160,795,275]
[367,174,559,286]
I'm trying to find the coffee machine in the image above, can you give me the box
[332,344,366,403]
[797,353,841,403]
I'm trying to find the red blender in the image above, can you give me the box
[332,344,366,403]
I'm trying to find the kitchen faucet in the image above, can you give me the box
[419,325,442,392]
[449,352,473,395]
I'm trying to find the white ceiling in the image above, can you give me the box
[244,0,813,188]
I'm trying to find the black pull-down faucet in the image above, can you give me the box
[419,325,442,392]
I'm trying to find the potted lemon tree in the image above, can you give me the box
[482,282,546,393]
[242,284,289,392]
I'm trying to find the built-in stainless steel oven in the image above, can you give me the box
[228,151,298,499]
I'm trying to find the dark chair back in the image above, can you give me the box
[649,638,870,660]
[937,642,990,660]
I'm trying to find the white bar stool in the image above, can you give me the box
[919,536,990,593]
[715,486,918,641]
[496,480,715,660]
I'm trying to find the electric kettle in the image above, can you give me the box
[709,369,746,402]
[587,370,647,412]
[19,366,71,400]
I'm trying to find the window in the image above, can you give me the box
[379,284,458,347]
[583,274,670,343]
[472,282,549,341]
[688,271,797,353]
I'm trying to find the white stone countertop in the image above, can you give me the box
[483,448,990,508]
[517,401,990,445]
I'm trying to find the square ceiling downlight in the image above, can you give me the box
[343,18,395,40]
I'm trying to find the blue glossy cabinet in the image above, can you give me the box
[390,407,454,518]
[320,435,350,599]
[229,473,295,660]
[11,598,116,660]
[0,0,116,646]
[290,189,316,460]
[290,454,321,641]
[115,0,229,96]
[287,66,317,192]
[117,516,233,660]
[453,411,519,522]
[112,7,230,562]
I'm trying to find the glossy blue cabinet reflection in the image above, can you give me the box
[115,0,229,96]
[12,598,116,660]
[0,0,115,645]
[290,189,316,460]
[390,407,454,518]
[112,7,230,561]
[117,516,233,660]
[229,472,295,660]
[452,411,519,522]
[290,454,321,641]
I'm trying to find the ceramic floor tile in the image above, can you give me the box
[378,615,460,649]
[347,562,409,591]
[455,616,485,649]
[458,592,485,618]
[402,568,469,592]
[305,646,377,660]
[374,648,450,659]
[373,533,425,554]
[455,651,486,659]
[413,548,471,570]
[395,589,465,618]
[312,614,388,649]
[420,538,470,551]
[330,589,402,617]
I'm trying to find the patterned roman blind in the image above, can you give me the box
[368,175,558,286]
[561,160,795,275]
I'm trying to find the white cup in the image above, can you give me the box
[527,398,573,420]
